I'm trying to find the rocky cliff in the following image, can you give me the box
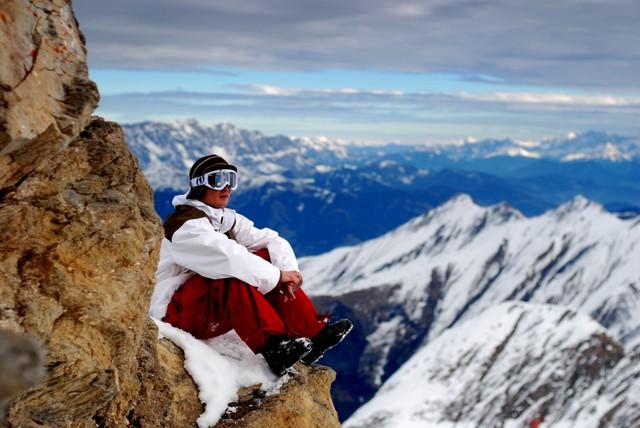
[0,1,195,424]
[0,1,339,426]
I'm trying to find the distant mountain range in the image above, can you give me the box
[422,130,640,161]
[124,120,640,192]
[300,195,640,422]
[124,120,640,255]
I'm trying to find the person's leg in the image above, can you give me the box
[252,248,327,339]
[250,247,352,365]
[218,277,289,353]
[163,274,288,352]
[163,274,232,339]
[264,288,326,338]
[264,285,353,365]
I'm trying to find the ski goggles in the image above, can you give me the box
[190,169,238,190]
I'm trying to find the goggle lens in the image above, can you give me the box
[209,171,237,190]
[191,169,238,190]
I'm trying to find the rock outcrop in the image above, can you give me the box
[215,364,340,428]
[0,0,98,186]
[1,2,341,427]
[0,0,202,425]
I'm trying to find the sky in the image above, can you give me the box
[74,0,640,144]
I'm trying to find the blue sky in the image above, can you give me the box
[75,0,640,144]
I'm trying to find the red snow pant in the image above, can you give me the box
[163,249,326,353]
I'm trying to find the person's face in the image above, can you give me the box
[202,186,231,208]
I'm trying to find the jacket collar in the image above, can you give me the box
[172,193,236,233]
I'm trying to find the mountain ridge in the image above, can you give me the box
[345,302,640,428]
[124,119,640,192]
[301,194,640,418]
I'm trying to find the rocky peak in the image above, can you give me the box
[551,194,600,216]
[214,121,243,136]
[415,194,523,236]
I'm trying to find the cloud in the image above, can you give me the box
[96,87,640,143]
[457,92,640,107]
[242,84,405,97]
[231,83,640,109]
[97,86,640,117]
[74,0,640,90]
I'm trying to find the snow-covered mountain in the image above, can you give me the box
[123,120,640,193]
[427,131,640,162]
[302,195,639,343]
[300,195,640,419]
[123,119,354,191]
[345,302,640,428]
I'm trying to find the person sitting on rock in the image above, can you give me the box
[149,154,352,376]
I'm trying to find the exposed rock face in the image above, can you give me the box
[0,115,170,425]
[215,364,341,428]
[0,0,99,187]
[123,319,202,427]
[0,1,202,426]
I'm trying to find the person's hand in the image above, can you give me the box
[279,271,303,301]
[280,271,303,288]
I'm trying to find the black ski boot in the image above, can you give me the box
[261,336,313,376]
[300,319,353,365]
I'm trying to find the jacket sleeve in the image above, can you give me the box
[232,213,299,272]
[170,217,281,294]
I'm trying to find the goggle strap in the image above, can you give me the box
[190,176,207,187]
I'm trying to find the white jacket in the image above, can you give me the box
[149,193,298,319]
